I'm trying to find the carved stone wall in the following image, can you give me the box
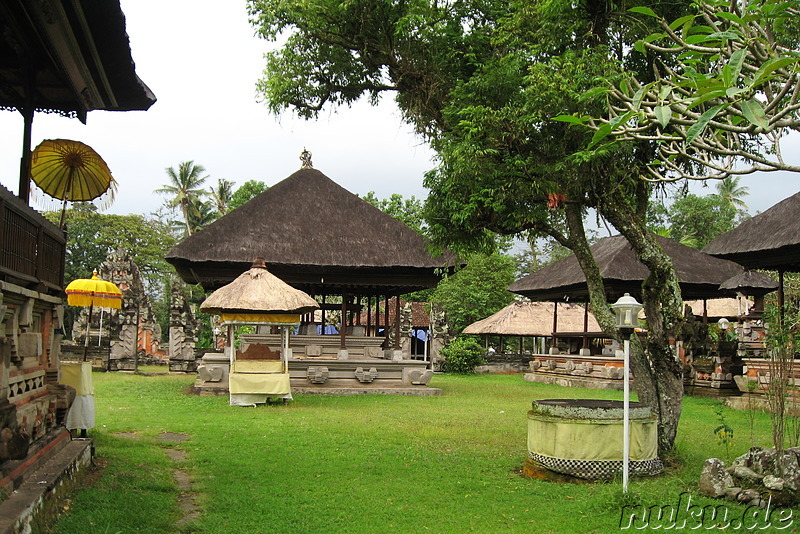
[0,283,72,484]
[70,247,162,370]
[168,279,200,372]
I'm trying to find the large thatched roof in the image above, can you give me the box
[166,167,458,293]
[462,301,601,336]
[703,191,800,271]
[509,234,745,301]
[200,259,319,316]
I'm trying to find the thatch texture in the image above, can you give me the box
[462,302,600,336]
[719,270,778,295]
[704,191,800,271]
[509,234,745,301]
[200,261,319,316]
[166,167,457,293]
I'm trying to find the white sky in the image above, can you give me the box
[0,0,797,219]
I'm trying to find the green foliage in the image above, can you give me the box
[360,191,425,234]
[439,336,486,373]
[155,160,209,236]
[229,179,268,211]
[585,0,800,182]
[50,205,177,339]
[431,252,516,333]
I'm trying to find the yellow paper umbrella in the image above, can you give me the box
[30,139,117,229]
[65,271,122,360]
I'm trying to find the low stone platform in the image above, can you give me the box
[523,372,623,390]
[0,436,93,534]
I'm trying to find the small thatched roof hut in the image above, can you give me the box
[704,191,800,271]
[463,301,601,336]
[166,165,457,295]
[509,234,745,301]
[200,258,319,317]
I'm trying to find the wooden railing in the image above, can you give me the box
[0,185,65,292]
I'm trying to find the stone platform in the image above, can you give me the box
[0,434,93,534]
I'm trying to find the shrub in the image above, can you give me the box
[440,337,485,374]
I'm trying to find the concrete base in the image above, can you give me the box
[523,372,623,390]
[292,384,442,396]
[0,436,93,534]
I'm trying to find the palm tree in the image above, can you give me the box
[716,176,749,211]
[156,161,209,236]
[209,178,234,216]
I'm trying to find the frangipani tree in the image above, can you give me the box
[559,0,800,182]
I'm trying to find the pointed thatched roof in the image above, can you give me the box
[166,167,458,293]
[509,234,745,301]
[200,259,319,316]
[462,301,601,336]
[719,270,778,296]
[703,191,800,271]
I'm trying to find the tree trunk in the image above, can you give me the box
[601,205,684,457]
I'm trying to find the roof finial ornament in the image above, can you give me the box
[300,148,313,169]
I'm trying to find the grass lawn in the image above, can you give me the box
[49,372,788,533]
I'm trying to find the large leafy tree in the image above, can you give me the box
[431,252,517,333]
[156,161,209,236]
[229,179,268,211]
[49,204,178,337]
[247,0,695,454]
[360,192,426,234]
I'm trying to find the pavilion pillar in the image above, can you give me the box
[579,304,591,356]
[393,295,401,352]
[321,294,326,335]
[18,86,34,203]
[550,301,559,354]
[338,293,348,359]
[367,297,372,335]
[384,295,390,348]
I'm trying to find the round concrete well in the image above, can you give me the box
[527,399,662,480]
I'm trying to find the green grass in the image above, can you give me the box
[49,373,788,533]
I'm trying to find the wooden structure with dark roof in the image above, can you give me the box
[174,162,454,393]
[509,234,745,301]
[167,167,455,295]
[704,191,800,271]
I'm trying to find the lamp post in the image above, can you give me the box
[612,293,643,494]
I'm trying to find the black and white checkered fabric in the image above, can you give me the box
[529,452,663,480]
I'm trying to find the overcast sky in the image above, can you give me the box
[0,0,797,221]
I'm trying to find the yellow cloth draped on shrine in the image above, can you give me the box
[232,361,284,373]
[229,372,291,395]
[60,362,94,395]
[527,415,658,462]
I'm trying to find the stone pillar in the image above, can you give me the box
[429,303,449,370]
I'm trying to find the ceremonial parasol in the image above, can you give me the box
[66,271,123,360]
[30,139,117,229]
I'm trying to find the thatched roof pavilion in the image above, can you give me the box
[463,301,600,336]
[704,191,800,271]
[166,166,457,295]
[200,258,319,318]
[509,234,745,301]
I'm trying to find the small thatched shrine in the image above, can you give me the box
[167,154,457,394]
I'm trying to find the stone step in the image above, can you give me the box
[0,438,93,534]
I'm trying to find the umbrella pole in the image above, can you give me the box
[83,303,94,361]
[58,169,75,230]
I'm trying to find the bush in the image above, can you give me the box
[440,337,485,374]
